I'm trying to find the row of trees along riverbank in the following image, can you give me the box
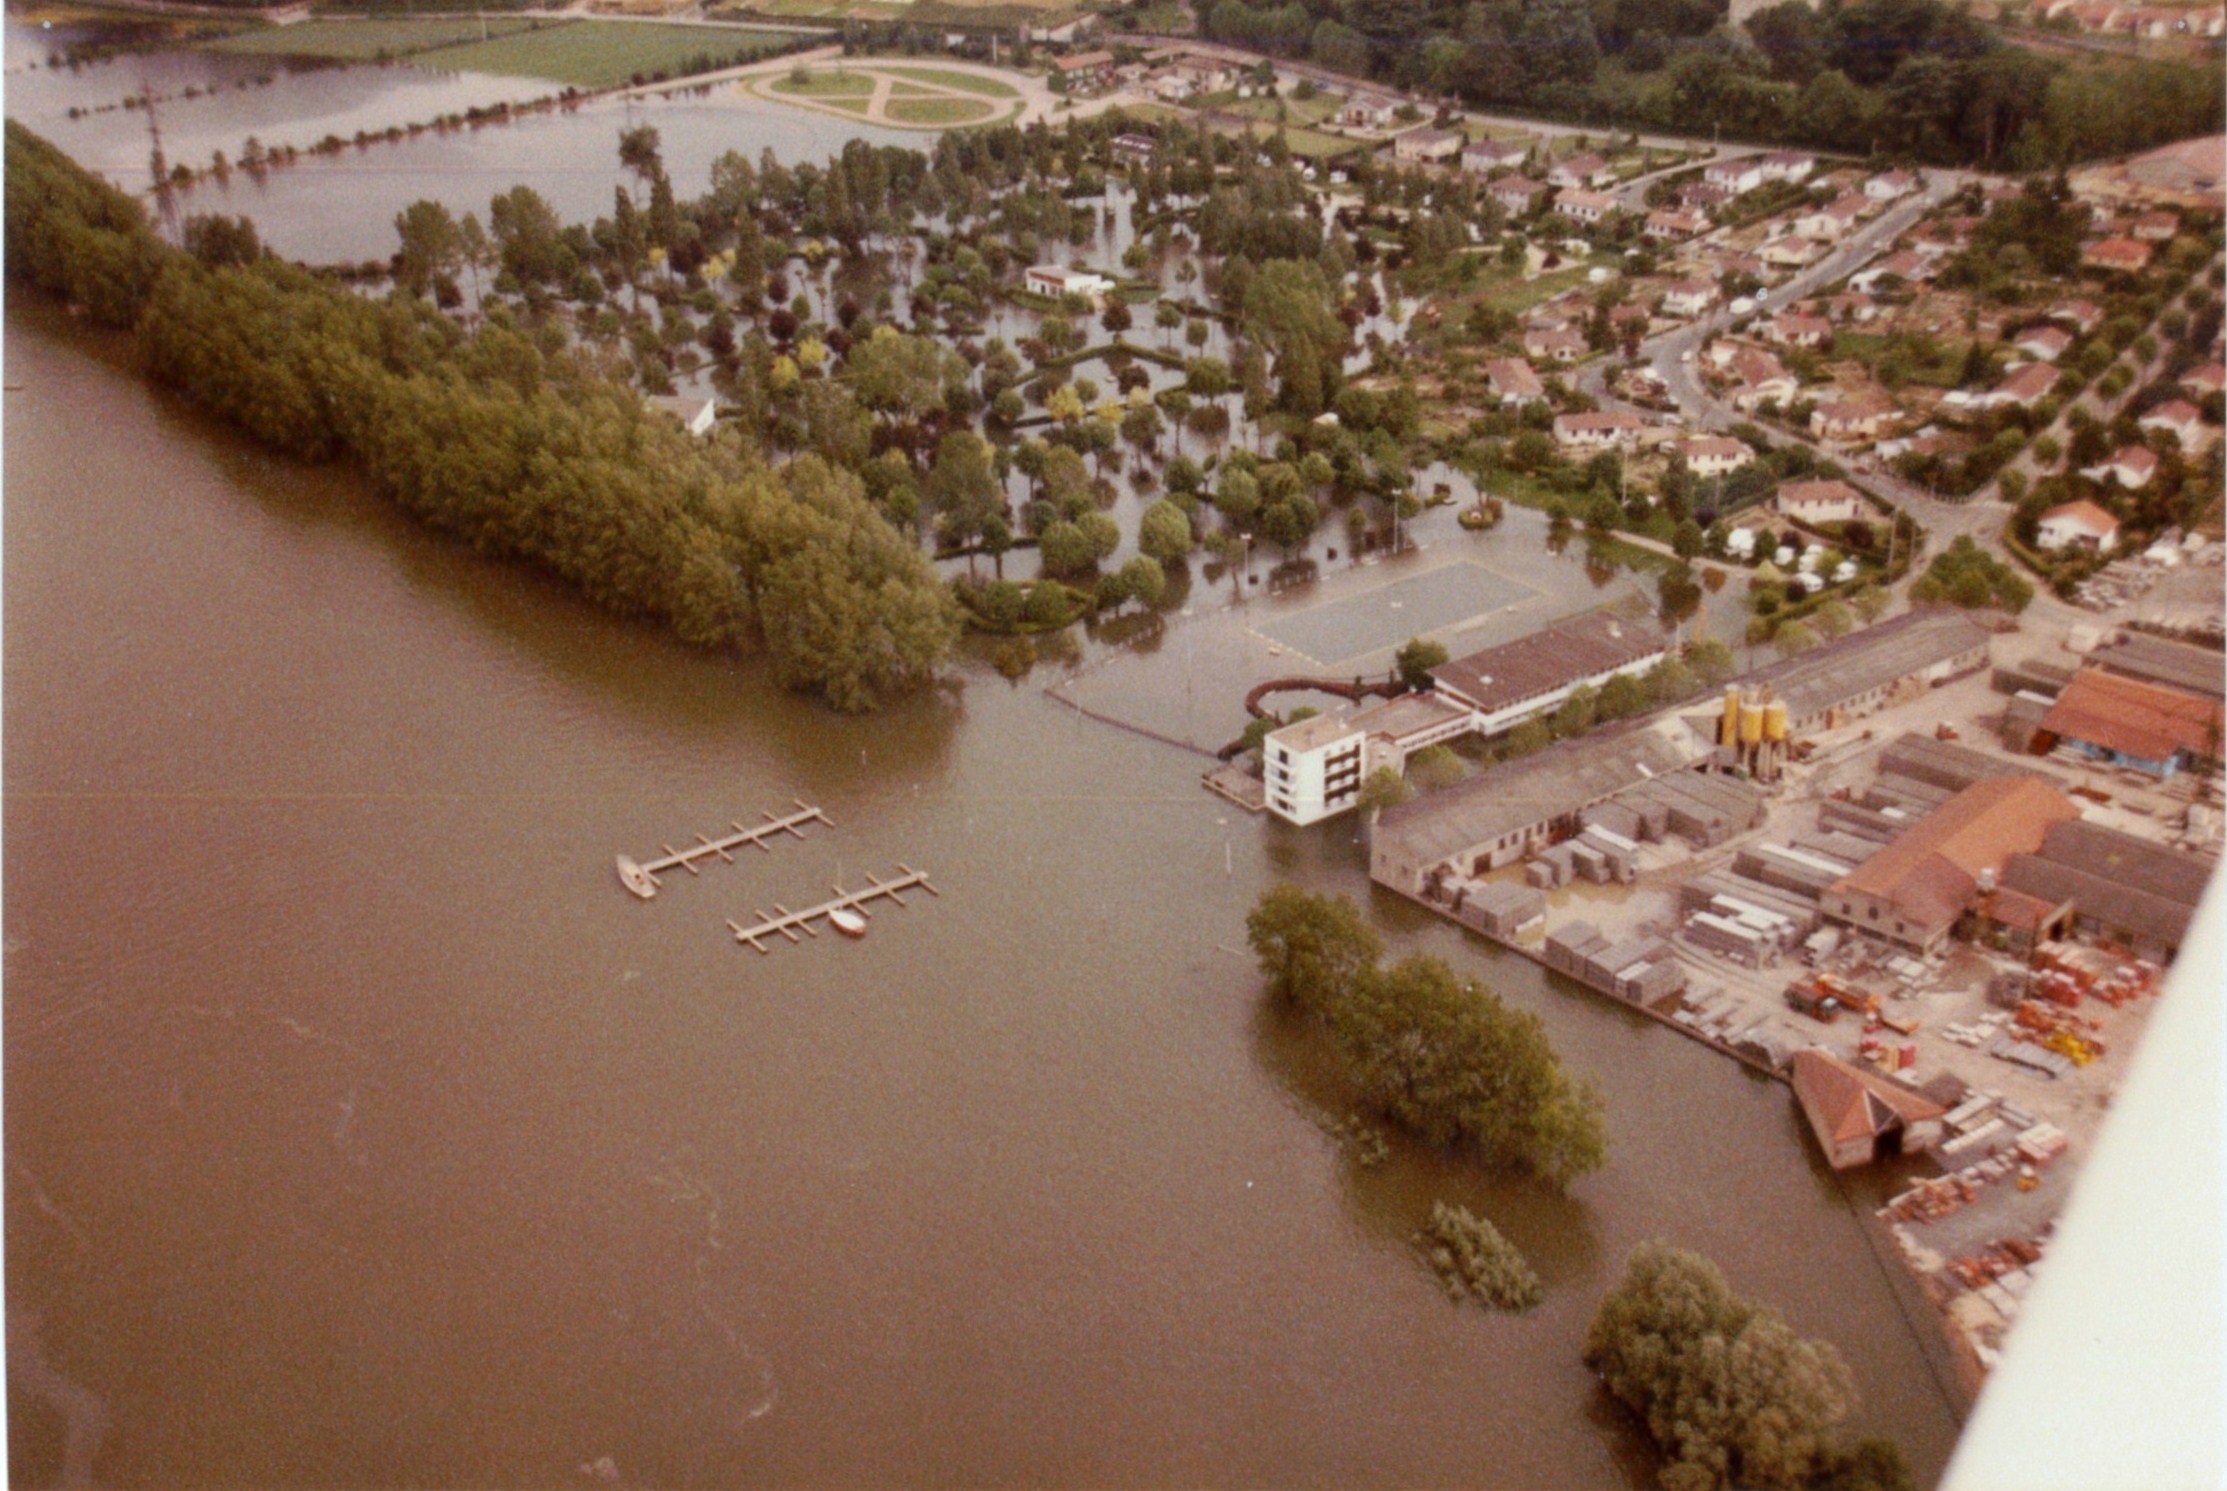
[3,121,958,712]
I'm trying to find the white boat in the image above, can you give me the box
[828,907,869,938]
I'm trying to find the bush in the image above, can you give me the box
[1421,1202,1542,1311]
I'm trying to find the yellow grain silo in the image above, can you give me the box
[1721,686,1741,746]
[1738,700,1764,745]
[1764,700,1788,743]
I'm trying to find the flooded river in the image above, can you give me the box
[4,291,1962,1487]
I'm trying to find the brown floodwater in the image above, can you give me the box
[4,298,1961,1486]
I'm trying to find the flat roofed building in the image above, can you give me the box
[1370,717,1707,894]
[1823,774,2081,954]
[1739,609,1992,735]
[1429,610,1668,738]
[1262,713,1367,826]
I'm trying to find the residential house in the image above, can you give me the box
[1677,436,1752,477]
[1793,195,1868,239]
[1849,251,1931,294]
[1461,138,1530,173]
[645,394,717,438]
[1811,392,1900,443]
[1644,208,1710,241]
[2132,210,2181,242]
[1864,170,1918,202]
[2082,236,2155,273]
[1776,478,1865,525]
[2013,325,2073,363]
[1767,312,1834,350]
[1989,361,2060,411]
[2047,298,2106,336]
[1724,346,1800,410]
[1024,264,1116,303]
[1484,357,1546,404]
[1489,175,1549,215]
[1824,292,1879,323]
[2035,498,2121,553]
[1548,153,1617,190]
[1522,325,1587,363]
[1704,158,1766,195]
[2180,362,2226,399]
[1761,235,1828,269]
[1394,126,1463,164]
[1757,150,1817,183]
[1554,188,1619,225]
[1110,133,1157,163]
[1052,50,1115,92]
[1552,410,1647,448]
[2082,444,2160,490]
[2139,399,2206,447]
[1659,279,1719,318]
[1339,90,1401,129]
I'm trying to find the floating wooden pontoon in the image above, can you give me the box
[727,865,938,953]
[615,802,829,899]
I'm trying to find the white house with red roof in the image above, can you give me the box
[2013,325,2074,363]
[2036,499,2121,554]
[2082,444,2159,490]
[2139,400,2206,447]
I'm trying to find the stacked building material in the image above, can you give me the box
[1579,800,1648,843]
[1682,873,1821,934]
[1545,922,1605,979]
[1462,881,1547,939]
[1734,841,1855,896]
[1818,798,1910,843]
[1577,824,1639,882]
[1570,841,1610,883]
[1792,829,1884,866]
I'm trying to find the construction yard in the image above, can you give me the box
[1426,610,2209,1387]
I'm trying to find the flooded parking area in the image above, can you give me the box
[1258,559,1540,667]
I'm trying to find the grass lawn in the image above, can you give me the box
[1480,263,1594,315]
[815,95,873,114]
[1130,0,1194,29]
[1215,120,1362,162]
[202,17,539,59]
[887,80,932,94]
[771,70,873,96]
[417,21,810,88]
[886,94,994,124]
[878,64,1020,97]
[1219,92,1340,127]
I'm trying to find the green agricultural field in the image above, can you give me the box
[415,21,811,89]
[202,17,539,61]
[886,95,994,124]
[878,64,1020,97]
[772,69,873,96]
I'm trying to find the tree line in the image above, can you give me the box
[1245,884,1607,1186]
[5,121,957,711]
[1198,0,2220,168]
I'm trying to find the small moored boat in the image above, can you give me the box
[828,906,869,938]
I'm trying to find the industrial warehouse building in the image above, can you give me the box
[1819,774,2081,955]
[1368,715,1767,895]
[1737,609,1993,735]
